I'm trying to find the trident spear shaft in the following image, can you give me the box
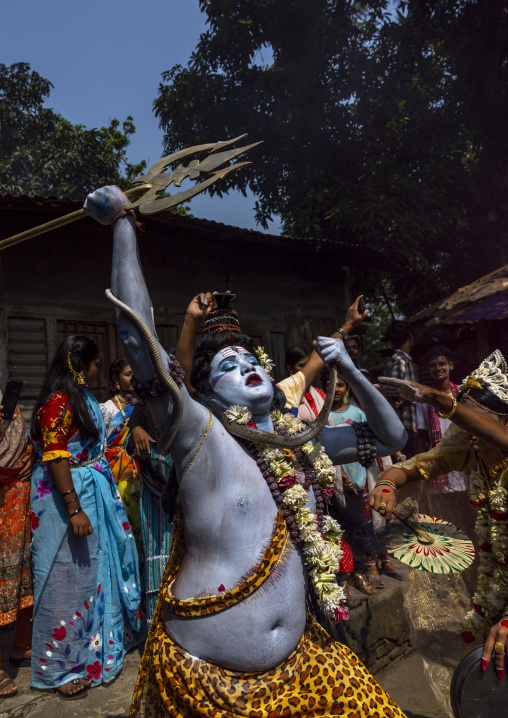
[0,135,261,252]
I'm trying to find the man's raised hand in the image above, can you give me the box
[84,185,130,226]
[185,292,216,324]
[315,336,355,374]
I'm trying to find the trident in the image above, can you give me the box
[0,135,261,251]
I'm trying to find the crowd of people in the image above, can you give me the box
[1,185,508,717]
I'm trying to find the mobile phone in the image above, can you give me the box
[1,380,23,421]
[358,297,366,314]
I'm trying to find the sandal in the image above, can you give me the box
[55,679,88,701]
[9,656,31,668]
[365,562,385,589]
[378,558,403,581]
[349,572,376,596]
[0,671,17,699]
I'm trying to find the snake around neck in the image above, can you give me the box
[106,289,337,452]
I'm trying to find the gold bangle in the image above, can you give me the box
[436,395,457,420]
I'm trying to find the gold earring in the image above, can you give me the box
[344,391,350,403]
[67,352,85,385]
[115,382,120,391]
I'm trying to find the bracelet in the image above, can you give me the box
[436,395,458,420]
[111,208,136,228]
[337,328,348,341]
[65,496,79,505]
[61,487,77,497]
[397,454,407,463]
[377,479,397,491]
[69,507,82,518]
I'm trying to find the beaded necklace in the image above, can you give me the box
[225,406,346,621]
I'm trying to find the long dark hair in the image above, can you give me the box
[108,357,129,397]
[31,335,100,444]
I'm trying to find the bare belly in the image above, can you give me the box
[163,545,307,672]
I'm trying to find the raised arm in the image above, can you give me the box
[299,295,368,392]
[315,336,407,464]
[83,186,209,468]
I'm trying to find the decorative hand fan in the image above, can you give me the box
[384,499,475,574]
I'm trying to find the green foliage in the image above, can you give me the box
[0,62,146,200]
[154,0,508,319]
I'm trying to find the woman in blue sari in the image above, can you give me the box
[30,336,142,700]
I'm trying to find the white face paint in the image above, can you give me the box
[209,346,273,415]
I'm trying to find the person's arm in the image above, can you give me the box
[316,336,407,464]
[299,295,368,392]
[84,186,209,470]
[37,395,93,536]
[378,376,508,451]
[175,292,215,393]
[369,464,422,517]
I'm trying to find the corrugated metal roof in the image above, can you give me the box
[411,263,508,325]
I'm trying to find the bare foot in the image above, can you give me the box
[56,678,92,697]
[10,646,31,660]
[0,670,17,697]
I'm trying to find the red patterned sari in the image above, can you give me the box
[0,406,33,626]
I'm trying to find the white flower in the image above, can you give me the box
[90,634,102,652]
[60,620,66,626]
[46,650,52,657]
[277,413,305,435]
[224,405,252,425]
[254,346,275,378]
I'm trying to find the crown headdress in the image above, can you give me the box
[203,291,241,334]
[460,350,508,412]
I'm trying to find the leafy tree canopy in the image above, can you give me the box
[0,62,146,200]
[154,0,508,317]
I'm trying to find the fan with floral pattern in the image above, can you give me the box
[385,512,475,574]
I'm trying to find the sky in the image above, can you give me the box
[1,0,281,232]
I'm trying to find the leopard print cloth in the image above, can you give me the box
[139,617,406,717]
[165,510,287,617]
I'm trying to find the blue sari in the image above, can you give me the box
[30,391,143,690]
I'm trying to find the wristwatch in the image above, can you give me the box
[337,328,348,341]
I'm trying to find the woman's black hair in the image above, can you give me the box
[31,335,100,445]
[458,387,508,416]
[189,330,286,426]
[320,367,349,389]
[108,357,129,397]
[285,346,308,368]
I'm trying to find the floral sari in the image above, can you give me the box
[0,397,33,626]
[30,390,143,690]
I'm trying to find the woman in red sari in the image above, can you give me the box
[0,398,34,698]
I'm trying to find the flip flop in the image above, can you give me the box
[378,559,403,581]
[0,671,18,699]
[54,679,88,701]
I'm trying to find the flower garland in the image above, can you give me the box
[254,346,275,378]
[462,460,508,639]
[224,405,347,621]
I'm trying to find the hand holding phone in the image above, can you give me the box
[1,381,23,421]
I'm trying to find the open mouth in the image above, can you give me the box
[246,373,262,386]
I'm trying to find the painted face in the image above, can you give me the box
[459,395,503,452]
[428,355,452,383]
[210,345,273,414]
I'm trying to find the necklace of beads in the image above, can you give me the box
[225,406,346,621]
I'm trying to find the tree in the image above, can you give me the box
[154,1,508,317]
[0,63,146,199]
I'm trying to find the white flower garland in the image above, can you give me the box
[463,464,508,636]
[226,405,346,620]
[254,346,275,378]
